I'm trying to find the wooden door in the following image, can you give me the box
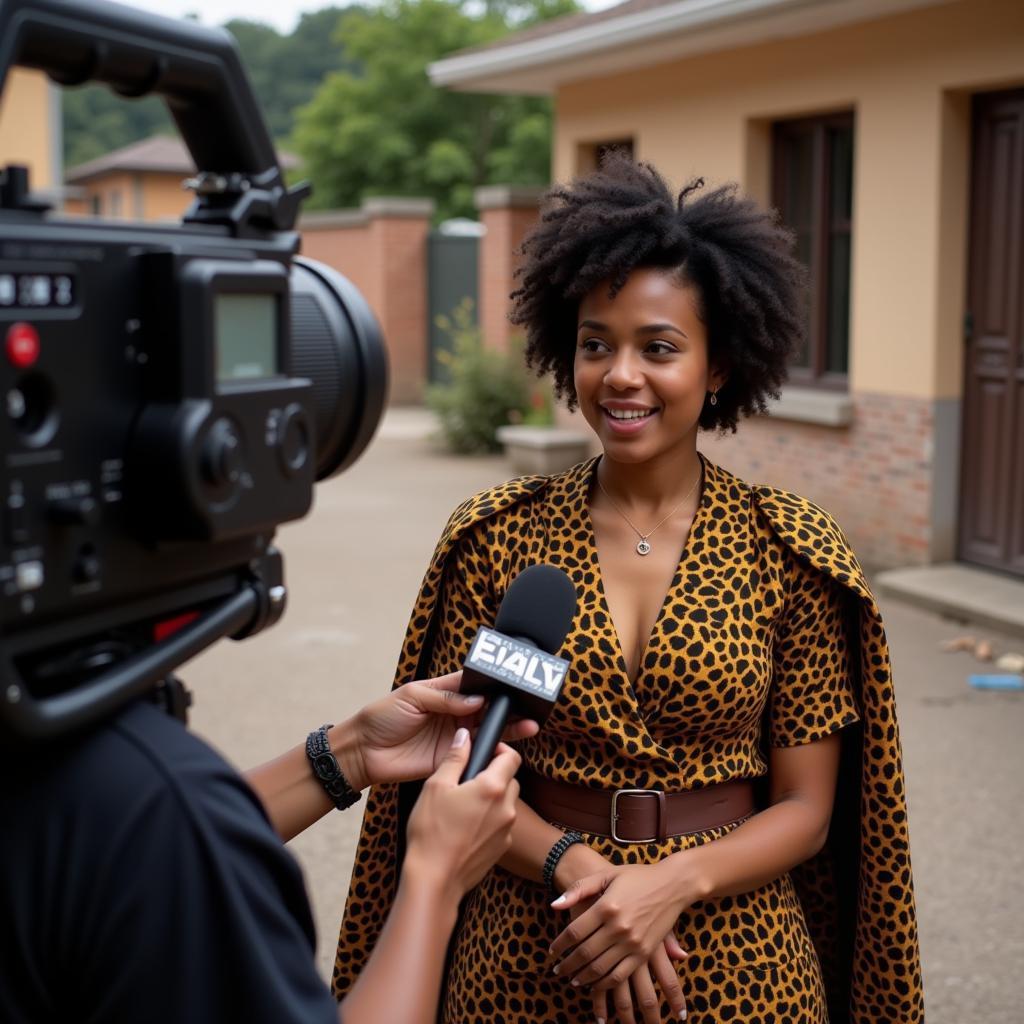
[959,89,1024,577]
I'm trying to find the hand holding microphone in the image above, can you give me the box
[458,564,578,782]
[405,730,522,899]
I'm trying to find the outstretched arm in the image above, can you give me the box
[340,734,521,1024]
[245,671,538,842]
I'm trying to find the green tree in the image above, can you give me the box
[292,0,578,220]
[62,7,358,171]
[224,8,362,141]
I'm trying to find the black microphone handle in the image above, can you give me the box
[460,693,512,783]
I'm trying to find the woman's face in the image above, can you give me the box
[573,267,721,465]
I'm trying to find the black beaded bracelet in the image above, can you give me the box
[542,830,584,893]
[306,723,361,811]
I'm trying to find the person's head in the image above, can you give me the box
[509,153,806,461]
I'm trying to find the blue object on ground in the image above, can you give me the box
[968,674,1024,691]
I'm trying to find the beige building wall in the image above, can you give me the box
[554,0,1024,403]
[70,171,192,221]
[0,69,57,189]
[140,173,192,221]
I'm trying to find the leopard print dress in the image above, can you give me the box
[334,456,925,1024]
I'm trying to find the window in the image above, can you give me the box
[577,138,634,175]
[772,112,854,387]
[90,194,102,215]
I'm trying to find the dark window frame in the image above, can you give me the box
[577,138,635,175]
[772,111,854,390]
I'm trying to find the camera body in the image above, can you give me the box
[0,0,388,740]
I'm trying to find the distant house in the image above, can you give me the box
[0,68,62,201]
[64,135,299,222]
[431,0,1024,576]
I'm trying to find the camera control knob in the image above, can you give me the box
[48,496,100,527]
[202,418,244,489]
[73,552,102,584]
[276,403,310,478]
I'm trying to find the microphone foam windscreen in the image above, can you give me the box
[494,564,577,654]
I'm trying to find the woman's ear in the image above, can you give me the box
[708,365,729,393]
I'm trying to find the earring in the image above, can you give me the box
[709,387,718,407]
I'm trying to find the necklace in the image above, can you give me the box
[596,463,703,556]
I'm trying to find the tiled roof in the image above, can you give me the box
[65,134,299,183]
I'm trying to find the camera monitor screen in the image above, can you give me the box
[215,293,279,382]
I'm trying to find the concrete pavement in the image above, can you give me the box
[184,418,1024,1022]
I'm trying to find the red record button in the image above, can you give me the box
[6,322,40,369]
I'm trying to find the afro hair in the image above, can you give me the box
[509,152,808,432]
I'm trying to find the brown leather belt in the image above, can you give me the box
[520,769,755,844]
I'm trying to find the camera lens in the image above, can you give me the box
[288,257,389,481]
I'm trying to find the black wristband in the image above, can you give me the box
[305,724,361,811]
[543,830,584,893]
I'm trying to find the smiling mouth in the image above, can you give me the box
[602,406,658,422]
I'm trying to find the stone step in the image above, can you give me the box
[876,562,1024,639]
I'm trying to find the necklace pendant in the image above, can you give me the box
[636,538,651,556]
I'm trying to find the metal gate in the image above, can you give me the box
[427,227,480,383]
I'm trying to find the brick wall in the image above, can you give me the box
[475,186,544,353]
[559,390,937,570]
[300,199,433,405]
[700,391,935,570]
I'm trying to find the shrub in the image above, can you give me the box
[426,299,539,453]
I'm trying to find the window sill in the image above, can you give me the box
[763,386,853,427]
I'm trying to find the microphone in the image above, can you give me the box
[459,564,577,782]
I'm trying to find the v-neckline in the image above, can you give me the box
[583,453,712,690]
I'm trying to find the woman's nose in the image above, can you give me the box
[604,349,643,390]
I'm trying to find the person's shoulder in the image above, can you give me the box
[711,460,870,598]
[442,459,595,545]
[100,701,268,834]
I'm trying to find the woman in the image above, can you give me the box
[334,155,923,1024]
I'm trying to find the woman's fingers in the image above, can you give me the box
[630,965,663,1024]
[550,871,612,913]
[416,669,464,691]
[500,717,540,742]
[663,932,689,961]
[650,944,687,1021]
[590,984,608,1024]
[611,979,636,1024]
[564,943,638,988]
[399,680,482,717]
[549,897,607,961]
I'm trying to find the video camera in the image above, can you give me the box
[0,0,388,742]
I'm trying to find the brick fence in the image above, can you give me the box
[300,199,434,405]
[299,186,546,405]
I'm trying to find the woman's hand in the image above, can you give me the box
[550,856,691,1023]
[352,671,540,789]
[405,730,521,898]
[593,942,689,1024]
[549,860,703,996]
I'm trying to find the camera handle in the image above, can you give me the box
[0,0,308,233]
[0,576,285,741]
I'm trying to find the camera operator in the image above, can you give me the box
[0,1,539,1019]
[0,670,536,1023]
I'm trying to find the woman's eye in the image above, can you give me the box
[647,341,677,356]
[580,338,607,353]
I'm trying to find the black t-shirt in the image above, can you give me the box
[0,700,339,1024]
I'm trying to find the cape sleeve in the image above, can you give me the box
[753,486,925,1023]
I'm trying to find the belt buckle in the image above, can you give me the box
[610,788,659,844]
